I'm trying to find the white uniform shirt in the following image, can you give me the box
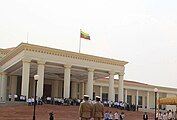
[168,112,173,119]
[8,94,12,99]
[31,98,34,103]
[14,95,18,98]
[163,114,168,120]
[27,98,32,103]
[114,112,119,119]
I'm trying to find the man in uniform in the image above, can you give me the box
[79,95,93,120]
[93,96,104,120]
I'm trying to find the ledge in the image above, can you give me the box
[0,43,128,66]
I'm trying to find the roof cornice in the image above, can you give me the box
[0,43,128,66]
[0,43,24,65]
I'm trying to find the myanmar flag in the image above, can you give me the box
[80,30,90,40]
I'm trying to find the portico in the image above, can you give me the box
[1,43,177,111]
[0,43,127,101]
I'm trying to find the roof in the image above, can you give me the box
[0,43,128,66]
[96,78,177,91]
[0,47,15,55]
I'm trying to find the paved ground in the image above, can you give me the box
[0,104,154,120]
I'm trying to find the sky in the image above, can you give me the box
[0,0,177,88]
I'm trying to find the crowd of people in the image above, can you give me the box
[24,95,126,120]
[103,100,136,111]
[104,111,125,120]
[8,94,177,120]
[8,94,135,112]
[142,110,176,120]
[156,110,176,120]
[25,96,135,112]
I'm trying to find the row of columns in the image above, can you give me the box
[21,59,124,101]
[1,58,125,102]
[124,89,150,109]
[21,59,46,99]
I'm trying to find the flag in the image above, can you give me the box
[80,30,90,40]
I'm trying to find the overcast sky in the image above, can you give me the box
[1,0,177,88]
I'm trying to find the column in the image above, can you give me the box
[108,71,115,101]
[136,90,139,109]
[99,86,102,101]
[28,77,34,97]
[142,96,145,109]
[125,89,128,103]
[63,64,71,98]
[21,59,31,99]
[0,74,1,99]
[37,61,45,98]
[118,72,124,101]
[147,91,150,109]
[157,93,159,110]
[71,82,77,98]
[81,82,84,99]
[10,76,18,101]
[86,68,94,100]
[58,81,63,98]
[52,80,59,97]
[32,79,35,97]
[1,73,7,101]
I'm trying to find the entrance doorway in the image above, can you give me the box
[43,84,52,97]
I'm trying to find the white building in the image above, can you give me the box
[0,43,176,110]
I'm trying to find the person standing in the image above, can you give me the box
[79,95,93,120]
[8,94,12,101]
[158,112,163,120]
[163,112,168,120]
[92,96,104,120]
[168,110,173,120]
[109,111,113,120]
[114,111,119,120]
[49,112,54,120]
[120,112,125,120]
[104,111,110,120]
[143,112,148,120]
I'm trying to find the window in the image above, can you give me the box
[77,84,80,93]
[115,94,118,102]
[102,93,108,101]
[138,96,142,108]
[93,92,95,100]
[127,95,132,104]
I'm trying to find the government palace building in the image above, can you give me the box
[0,43,177,110]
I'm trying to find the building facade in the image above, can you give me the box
[0,43,177,110]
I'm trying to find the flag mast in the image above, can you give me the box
[79,29,82,53]
[27,32,29,43]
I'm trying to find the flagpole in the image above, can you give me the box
[79,29,81,53]
[27,32,29,43]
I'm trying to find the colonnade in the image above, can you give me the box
[0,58,125,102]
[123,89,151,109]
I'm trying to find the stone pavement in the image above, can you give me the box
[0,104,154,120]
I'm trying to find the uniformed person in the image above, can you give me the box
[79,95,93,120]
[93,96,104,120]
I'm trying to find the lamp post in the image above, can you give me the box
[33,75,40,120]
[154,88,158,120]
